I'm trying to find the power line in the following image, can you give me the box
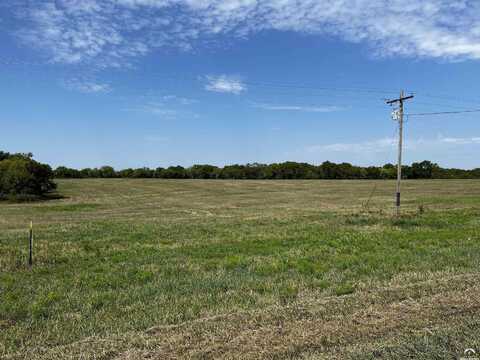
[239,80,398,95]
[6,56,480,104]
[0,62,401,96]
[6,59,480,111]
[411,101,475,110]
[7,61,480,108]
[411,92,480,107]
[407,109,480,117]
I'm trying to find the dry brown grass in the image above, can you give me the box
[4,271,478,360]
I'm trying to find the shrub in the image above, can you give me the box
[0,151,12,161]
[0,155,56,200]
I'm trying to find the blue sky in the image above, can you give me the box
[1,0,480,169]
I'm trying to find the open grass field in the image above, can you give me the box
[1,179,480,359]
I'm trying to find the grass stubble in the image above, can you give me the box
[1,179,480,359]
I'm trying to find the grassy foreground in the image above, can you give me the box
[1,179,480,359]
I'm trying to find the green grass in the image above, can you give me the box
[1,179,480,359]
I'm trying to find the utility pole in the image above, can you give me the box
[386,91,414,216]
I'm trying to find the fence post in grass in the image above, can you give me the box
[28,221,33,267]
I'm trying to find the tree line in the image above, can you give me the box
[53,161,480,180]
[3,149,478,201]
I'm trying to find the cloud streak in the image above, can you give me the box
[307,135,480,154]
[205,75,246,94]
[124,94,198,119]
[7,0,480,68]
[255,103,340,112]
[62,78,112,93]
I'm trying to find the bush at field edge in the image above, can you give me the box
[0,154,56,201]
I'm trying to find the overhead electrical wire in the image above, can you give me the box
[410,92,480,107]
[409,101,476,110]
[406,109,480,117]
[4,59,480,112]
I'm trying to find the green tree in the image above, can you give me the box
[219,165,246,179]
[99,166,116,178]
[319,161,339,179]
[54,166,83,178]
[118,168,134,178]
[411,161,438,179]
[190,165,219,179]
[0,156,56,199]
[163,166,188,179]
[132,168,154,178]
[0,151,11,161]
[365,166,381,179]
[154,167,165,178]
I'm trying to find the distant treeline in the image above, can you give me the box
[53,161,480,180]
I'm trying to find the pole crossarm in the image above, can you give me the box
[386,94,414,105]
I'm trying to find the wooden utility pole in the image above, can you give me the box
[386,91,414,216]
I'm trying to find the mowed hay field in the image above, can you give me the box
[1,179,480,359]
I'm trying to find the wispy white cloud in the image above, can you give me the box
[124,94,198,119]
[62,78,112,93]
[255,103,341,112]
[131,104,178,118]
[8,0,480,68]
[440,136,480,145]
[294,134,480,167]
[307,135,480,154]
[205,75,246,94]
[307,137,397,154]
[160,95,197,105]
